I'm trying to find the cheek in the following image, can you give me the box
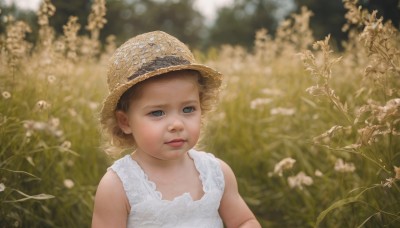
[188,117,201,138]
[131,121,161,142]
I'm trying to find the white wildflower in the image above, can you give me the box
[68,108,77,117]
[334,158,356,173]
[270,107,296,116]
[274,157,296,176]
[63,179,74,189]
[34,122,47,130]
[88,101,99,110]
[36,100,50,110]
[4,15,14,23]
[315,170,323,177]
[66,159,75,167]
[382,178,395,188]
[394,166,400,180]
[47,75,56,84]
[48,117,60,128]
[260,88,282,96]
[55,40,65,51]
[375,98,400,123]
[47,117,63,137]
[250,98,273,109]
[2,91,11,99]
[0,183,5,192]
[23,120,42,137]
[25,130,33,138]
[51,129,64,138]
[61,141,71,149]
[22,121,34,130]
[288,172,313,190]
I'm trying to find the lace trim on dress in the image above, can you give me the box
[109,149,225,227]
[189,150,225,193]
[109,149,225,207]
[126,149,217,202]
[127,159,163,200]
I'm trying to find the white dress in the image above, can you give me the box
[109,149,225,228]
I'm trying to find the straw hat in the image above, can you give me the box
[100,31,222,125]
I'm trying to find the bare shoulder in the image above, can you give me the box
[98,169,123,187]
[217,158,261,228]
[216,158,239,195]
[217,159,235,182]
[92,170,130,228]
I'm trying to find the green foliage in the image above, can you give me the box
[103,0,206,48]
[293,0,347,48]
[0,61,109,226]
[209,0,278,49]
[201,2,400,226]
[0,1,39,44]
[1,0,399,50]
[1,0,399,227]
[49,0,91,36]
[0,2,110,224]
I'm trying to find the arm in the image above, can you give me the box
[218,160,261,228]
[92,170,130,228]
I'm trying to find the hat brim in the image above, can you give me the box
[100,63,222,125]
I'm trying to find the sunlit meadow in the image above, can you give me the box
[1,0,399,227]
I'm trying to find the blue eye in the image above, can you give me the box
[149,110,164,117]
[183,106,195,113]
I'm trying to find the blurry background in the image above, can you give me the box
[1,0,399,50]
[1,0,400,227]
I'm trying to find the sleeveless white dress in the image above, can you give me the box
[109,149,225,228]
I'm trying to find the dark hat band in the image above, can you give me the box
[128,56,190,80]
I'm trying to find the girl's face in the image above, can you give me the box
[116,71,201,162]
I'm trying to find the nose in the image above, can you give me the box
[168,117,184,132]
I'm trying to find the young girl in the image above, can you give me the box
[92,31,261,228]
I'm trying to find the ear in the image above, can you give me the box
[115,111,132,134]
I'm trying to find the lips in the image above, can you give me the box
[165,139,186,147]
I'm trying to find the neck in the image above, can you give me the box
[131,150,190,170]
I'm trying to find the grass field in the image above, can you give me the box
[1,0,399,227]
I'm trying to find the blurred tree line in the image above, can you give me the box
[0,0,399,50]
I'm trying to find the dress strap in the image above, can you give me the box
[189,150,225,193]
[108,155,153,206]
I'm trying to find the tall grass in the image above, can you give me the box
[0,0,399,227]
[202,2,400,227]
[1,0,110,227]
